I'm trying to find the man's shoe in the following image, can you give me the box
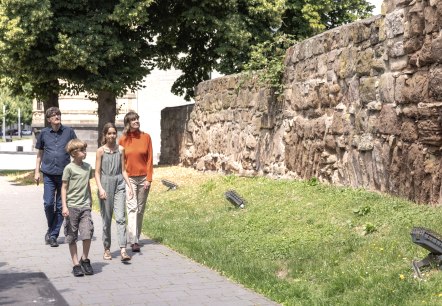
[79,258,94,275]
[45,233,50,245]
[72,265,84,277]
[49,237,59,247]
[131,243,140,252]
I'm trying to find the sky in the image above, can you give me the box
[368,0,382,15]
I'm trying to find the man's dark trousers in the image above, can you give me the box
[43,174,63,239]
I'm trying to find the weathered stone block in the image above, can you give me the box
[402,71,428,103]
[379,73,395,103]
[330,112,349,135]
[358,133,374,151]
[416,35,433,66]
[429,66,442,100]
[424,5,439,33]
[404,37,423,55]
[378,105,400,135]
[385,9,405,38]
[401,105,418,118]
[405,11,425,38]
[418,119,442,145]
[338,47,358,79]
[356,48,375,76]
[401,120,419,142]
[359,77,378,104]
[430,35,442,64]
[388,40,405,57]
[324,134,337,151]
[390,56,409,71]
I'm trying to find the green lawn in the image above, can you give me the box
[145,167,442,306]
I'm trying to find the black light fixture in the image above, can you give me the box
[224,190,245,208]
[410,227,442,278]
[161,179,178,190]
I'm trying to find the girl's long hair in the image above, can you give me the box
[101,122,117,145]
[122,110,139,135]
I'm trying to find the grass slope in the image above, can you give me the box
[147,167,442,306]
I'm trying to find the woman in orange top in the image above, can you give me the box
[118,111,153,252]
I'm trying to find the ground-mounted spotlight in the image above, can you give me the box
[161,179,178,190]
[410,227,442,278]
[224,190,245,208]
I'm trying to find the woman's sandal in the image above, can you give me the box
[121,249,131,261]
[103,249,112,260]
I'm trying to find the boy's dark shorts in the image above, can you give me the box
[64,207,94,244]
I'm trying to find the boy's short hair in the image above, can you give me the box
[66,139,87,156]
[45,107,62,118]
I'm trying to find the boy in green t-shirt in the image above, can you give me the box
[61,139,94,277]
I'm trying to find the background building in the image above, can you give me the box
[31,69,194,164]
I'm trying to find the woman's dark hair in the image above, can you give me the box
[122,111,139,135]
[101,122,117,145]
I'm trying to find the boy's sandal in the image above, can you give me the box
[121,250,131,261]
[103,249,112,260]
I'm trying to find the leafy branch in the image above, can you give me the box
[244,33,296,94]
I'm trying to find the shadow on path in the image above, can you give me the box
[0,272,69,305]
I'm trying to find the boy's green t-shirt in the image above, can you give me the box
[62,162,93,208]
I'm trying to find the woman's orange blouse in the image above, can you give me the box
[118,131,153,181]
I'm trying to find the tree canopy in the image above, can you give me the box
[147,0,285,100]
[0,0,60,104]
[280,0,374,38]
[148,0,374,100]
[0,0,375,131]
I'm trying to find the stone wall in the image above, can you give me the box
[159,104,194,165]
[173,0,442,204]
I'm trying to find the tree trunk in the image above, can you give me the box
[97,90,117,147]
[41,80,60,128]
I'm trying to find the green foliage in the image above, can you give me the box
[363,222,377,235]
[306,176,319,186]
[244,33,296,92]
[201,179,217,193]
[145,167,442,305]
[243,0,374,95]
[353,205,371,216]
[281,0,375,39]
[0,0,59,101]
[51,1,156,96]
[0,85,32,126]
[0,0,155,103]
[148,0,285,100]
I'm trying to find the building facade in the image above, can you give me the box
[32,92,137,152]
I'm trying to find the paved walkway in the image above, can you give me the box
[0,139,98,171]
[0,172,278,305]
